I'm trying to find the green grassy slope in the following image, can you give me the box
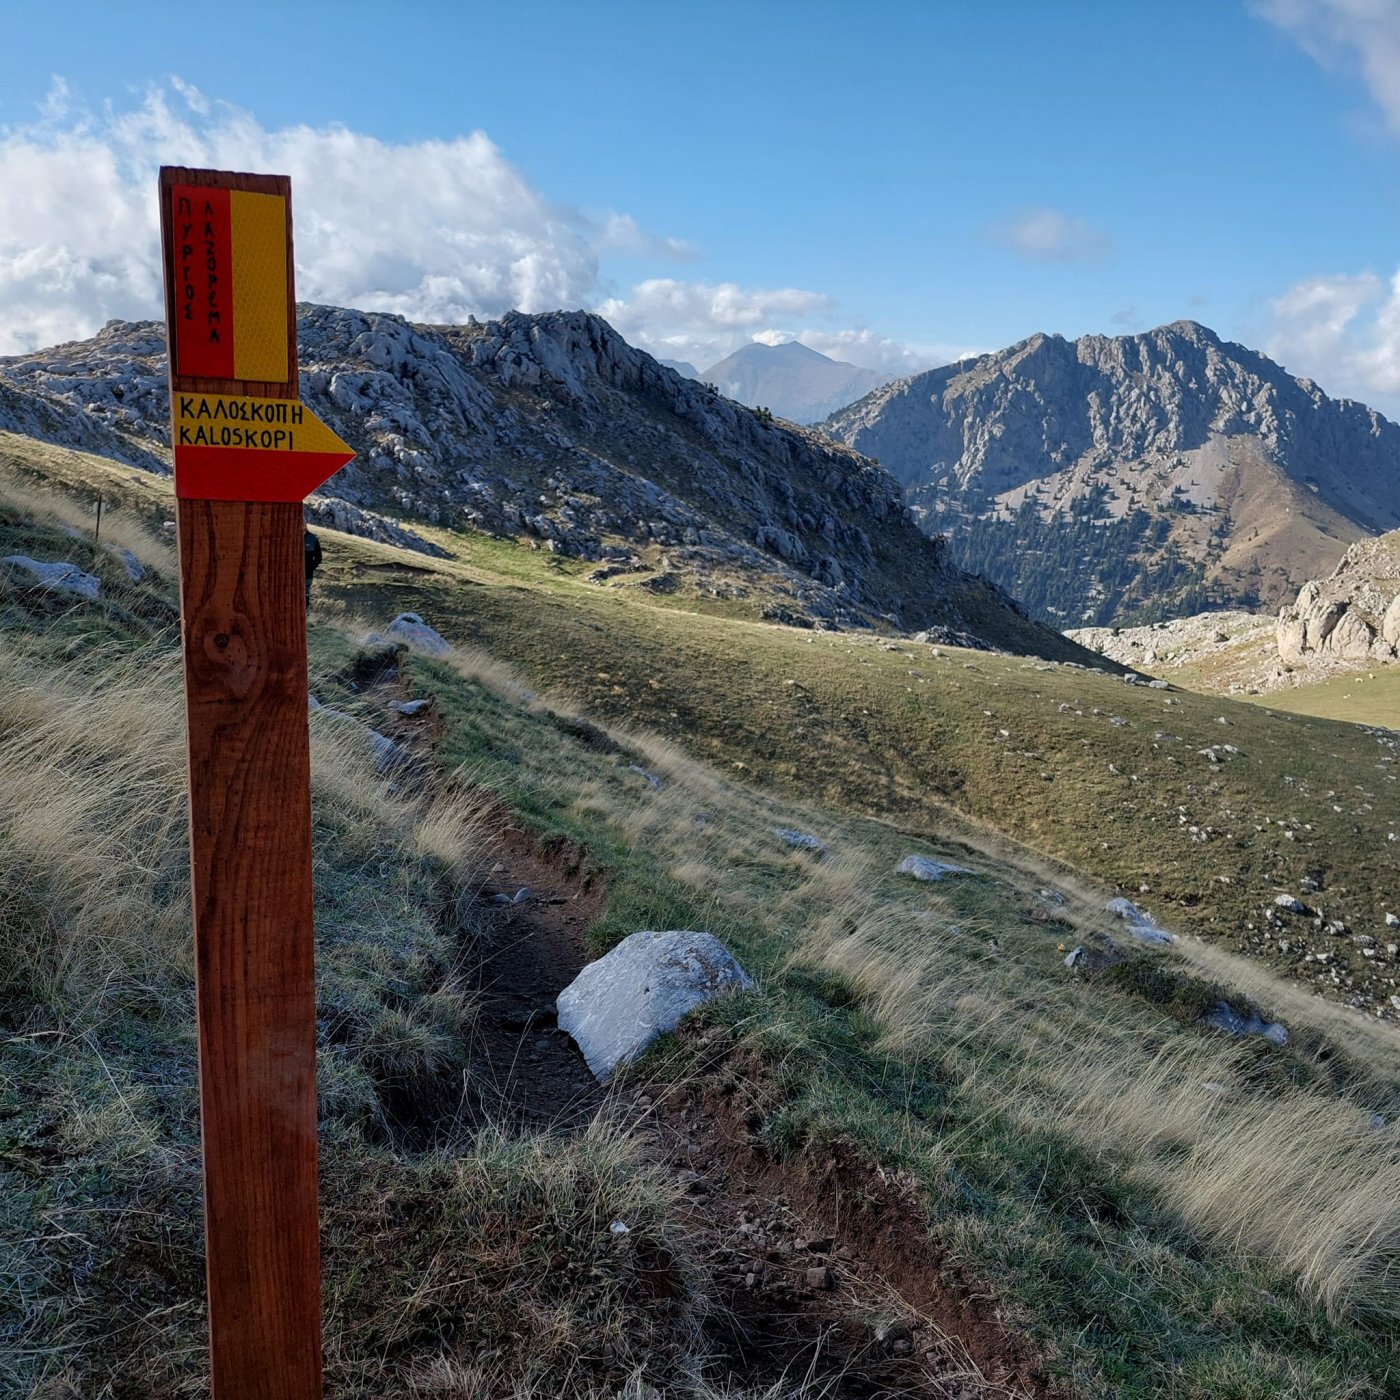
[319,540,1400,1021]
[4,441,1400,1397]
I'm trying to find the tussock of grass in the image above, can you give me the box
[324,1117,706,1397]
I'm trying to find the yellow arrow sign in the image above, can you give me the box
[172,392,354,502]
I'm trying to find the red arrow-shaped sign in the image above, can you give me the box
[172,391,355,501]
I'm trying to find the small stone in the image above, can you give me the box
[389,698,431,716]
[1274,894,1307,915]
[1386,913,1399,928]
[896,854,973,882]
[805,1266,835,1291]
[773,828,825,854]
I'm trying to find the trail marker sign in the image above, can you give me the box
[160,166,351,1399]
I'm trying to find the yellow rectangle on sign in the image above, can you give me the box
[230,190,289,383]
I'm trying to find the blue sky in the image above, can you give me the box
[3,0,1400,411]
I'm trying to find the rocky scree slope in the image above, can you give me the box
[0,307,1089,659]
[827,321,1399,627]
[1277,528,1400,673]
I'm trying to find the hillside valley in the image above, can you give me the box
[0,308,1085,661]
[827,321,1400,627]
[5,311,1400,1400]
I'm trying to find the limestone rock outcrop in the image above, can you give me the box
[1276,531,1400,671]
[0,308,1099,661]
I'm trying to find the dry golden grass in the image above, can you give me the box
[0,473,174,575]
[790,866,1400,1323]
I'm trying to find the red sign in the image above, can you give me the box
[172,186,235,380]
[160,166,354,503]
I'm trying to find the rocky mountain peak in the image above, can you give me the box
[0,305,1094,662]
[699,341,892,425]
[825,319,1400,627]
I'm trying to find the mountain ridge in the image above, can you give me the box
[0,306,1093,662]
[826,319,1400,626]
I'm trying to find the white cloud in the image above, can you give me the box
[597,278,833,368]
[1262,266,1400,412]
[0,78,942,384]
[990,206,1112,262]
[787,328,972,376]
[0,79,683,353]
[1255,0,1400,134]
[596,280,951,376]
[595,213,697,261]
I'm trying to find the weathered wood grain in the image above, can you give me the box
[177,496,323,1398]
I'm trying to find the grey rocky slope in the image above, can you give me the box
[826,321,1400,627]
[1276,529,1400,672]
[0,307,1090,659]
[700,340,891,425]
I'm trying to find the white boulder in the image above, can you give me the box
[3,555,100,600]
[1105,896,1173,945]
[557,930,754,1082]
[386,611,451,655]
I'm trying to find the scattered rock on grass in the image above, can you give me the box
[385,611,451,655]
[367,729,411,775]
[1105,896,1173,945]
[1274,894,1308,915]
[557,930,754,1082]
[2,555,100,600]
[896,855,973,882]
[389,698,432,716]
[1203,1001,1289,1047]
[774,828,825,854]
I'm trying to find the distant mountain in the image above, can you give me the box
[701,341,891,424]
[658,358,699,380]
[826,321,1400,627]
[0,308,1096,661]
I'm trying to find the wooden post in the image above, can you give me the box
[160,166,349,1399]
[178,497,323,1397]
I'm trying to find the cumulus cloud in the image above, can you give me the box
[0,78,943,382]
[990,206,1112,262]
[1263,267,1400,411]
[597,278,833,367]
[1255,0,1400,134]
[0,79,682,353]
[596,280,953,376]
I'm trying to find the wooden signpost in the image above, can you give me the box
[160,167,354,1399]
